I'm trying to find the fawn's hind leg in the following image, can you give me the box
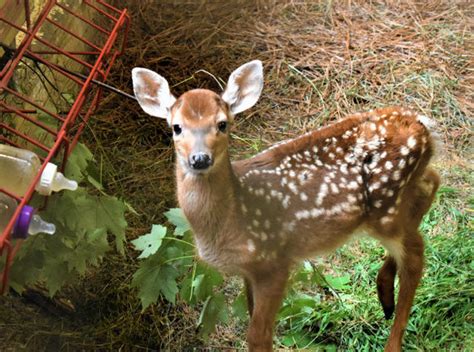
[377,255,397,319]
[385,231,424,352]
[384,168,439,351]
[245,278,254,317]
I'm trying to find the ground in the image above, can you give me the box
[0,0,472,351]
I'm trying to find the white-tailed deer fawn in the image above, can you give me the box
[132,60,440,352]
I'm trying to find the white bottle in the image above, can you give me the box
[0,144,77,196]
[0,193,55,239]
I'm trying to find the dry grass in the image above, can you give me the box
[1,0,472,350]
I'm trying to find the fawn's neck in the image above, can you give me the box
[176,154,238,239]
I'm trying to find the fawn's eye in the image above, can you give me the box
[217,121,227,133]
[173,124,182,135]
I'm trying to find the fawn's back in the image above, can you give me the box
[233,106,436,264]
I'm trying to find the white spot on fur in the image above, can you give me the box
[340,164,349,174]
[316,183,329,206]
[369,182,381,192]
[407,136,417,149]
[264,219,271,229]
[300,192,309,201]
[385,161,393,170]
[282,195,291,209]
[296,209,310,220]
[283,221,296,232]
[288,182,298,194]
[393,170,401,181]
[247,239,256,253]
[348,181,358,190]
[310,208,325,218]
[400,146,410,156]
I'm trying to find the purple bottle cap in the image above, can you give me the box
[12,205,34,239]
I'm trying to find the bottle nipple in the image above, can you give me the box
[51,171,78,192]
[28,214,56,236]
[37,163,78,195]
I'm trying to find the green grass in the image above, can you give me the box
[274,182,473,351]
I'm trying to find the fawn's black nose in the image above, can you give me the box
[190,153,212,170]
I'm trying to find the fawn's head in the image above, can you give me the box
[132,60,263,174]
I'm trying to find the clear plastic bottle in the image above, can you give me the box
[0,193,55,239]
[0,144,77,196]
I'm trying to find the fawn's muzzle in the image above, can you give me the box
[189,153,213,170]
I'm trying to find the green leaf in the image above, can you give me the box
[87,175,104,191]
[198,292,229,339]
[164,208,191,236]
[231,291,248,320]
[281,331,309,348]
[325,274,351,291]
[192,264,224,301]
[65,228,110,274]
[7,248,44,293]
[45,189,128,253]
[131,254,180,308]
[41,258,74,296]
[132,225,167,259]
[65,142,93,182]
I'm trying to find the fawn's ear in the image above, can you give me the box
[222,60,263,115]
[132,68,176,124]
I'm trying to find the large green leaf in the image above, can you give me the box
[64,142,93,182]
[231,291,248,321]
[164,208,191,236]
[44,189,128,253]
[198,292,229,339]
[132,253,180,308]
[131,225,167,259]
[192,264,223,301]
[325,274,351,291]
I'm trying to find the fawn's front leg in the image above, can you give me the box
[246,266,289,352]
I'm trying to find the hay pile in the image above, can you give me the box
[1,0,472,350]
